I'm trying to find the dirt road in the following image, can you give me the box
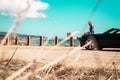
[1,46,120,68]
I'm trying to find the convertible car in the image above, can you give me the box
[77,28,120,50]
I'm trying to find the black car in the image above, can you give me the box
[77,28,120,50]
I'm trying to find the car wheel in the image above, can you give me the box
[85,39,95,50]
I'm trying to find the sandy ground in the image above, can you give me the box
[0,46,120,68]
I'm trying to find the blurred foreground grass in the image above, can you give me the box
[0,59,120,80]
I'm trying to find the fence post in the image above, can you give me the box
[27,36,30,46]
[15,36,19,45]
[6,37,9,45]
[70,36,74,47]
[67,32,74,47]
[40,36,43,46]
[55,36,58,45]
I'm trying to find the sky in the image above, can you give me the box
[0,0,120,38]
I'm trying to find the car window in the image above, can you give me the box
[103,28,120,34]
[116,30,120,34]
[109,30,116,34]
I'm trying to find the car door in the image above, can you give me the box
[100,30,120,48]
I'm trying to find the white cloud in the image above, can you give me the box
[0,0,49,18]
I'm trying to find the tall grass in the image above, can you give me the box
[0,58,120,80]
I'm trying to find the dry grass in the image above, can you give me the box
[0,37,119,80]
[0,59,27,79]
[0,59,120,80]
[0,59,45,80]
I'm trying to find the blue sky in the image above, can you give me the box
[0,0,120,38]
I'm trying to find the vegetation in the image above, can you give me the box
[0,58,120,80]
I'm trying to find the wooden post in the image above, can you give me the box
[67,32,74,47]
[55,36,58,45]
[70,36,74,47]
[67,32,71,37]
[15,36,19,45]
[27,36,30,46]
[6,37,9,45]
[40,36,43,46]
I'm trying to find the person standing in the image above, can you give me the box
[88,21,94,34]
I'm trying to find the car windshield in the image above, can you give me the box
[104,28,120,34]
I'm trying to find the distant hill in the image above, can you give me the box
[0,32,30,37]
[0,32,7,36]
[0,32,46,38]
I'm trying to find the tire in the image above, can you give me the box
[85,38,95,50]
[84,35,103,50]
[85,39,103,50]
[85,45,95,50]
